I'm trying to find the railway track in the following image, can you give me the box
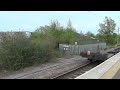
[1,57,89,79]
[52,61,101,79]
[1,45,120,79]
[52,45,120,79]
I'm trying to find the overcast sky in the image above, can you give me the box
[0,11,120,34]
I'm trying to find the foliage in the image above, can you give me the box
[1,17,119,71]
[0,32,34,70]
[98,16,116,45]
[85,31,95,38]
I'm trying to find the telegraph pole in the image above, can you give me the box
[117,27,119,45]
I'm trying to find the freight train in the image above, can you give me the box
[80,51,109,62]
[80,44,120,62]
[59,43,120,62]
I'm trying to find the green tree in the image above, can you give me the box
[112,33,117,45]
[63,19,76,44]
[85,31,95,38]
[98,16,116,45]
[34,20,65,48]
[96,33,103,42]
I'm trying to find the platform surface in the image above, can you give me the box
[75,52,120,79]
[112,69,120,79]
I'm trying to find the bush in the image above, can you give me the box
[0,32,34,70]
[0,19,77,71]
[0,32,59,71]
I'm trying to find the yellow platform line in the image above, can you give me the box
[100,60,120,79]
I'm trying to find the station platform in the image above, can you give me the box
[75,52,120,79]
[112,68,120,79]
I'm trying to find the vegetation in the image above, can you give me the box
[97,16,117,45]
[85,31,95,38]
[0,20,78,71]
[0,17,120,71]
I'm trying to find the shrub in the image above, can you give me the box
[0,32,35,70]
[0,32,59,71]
